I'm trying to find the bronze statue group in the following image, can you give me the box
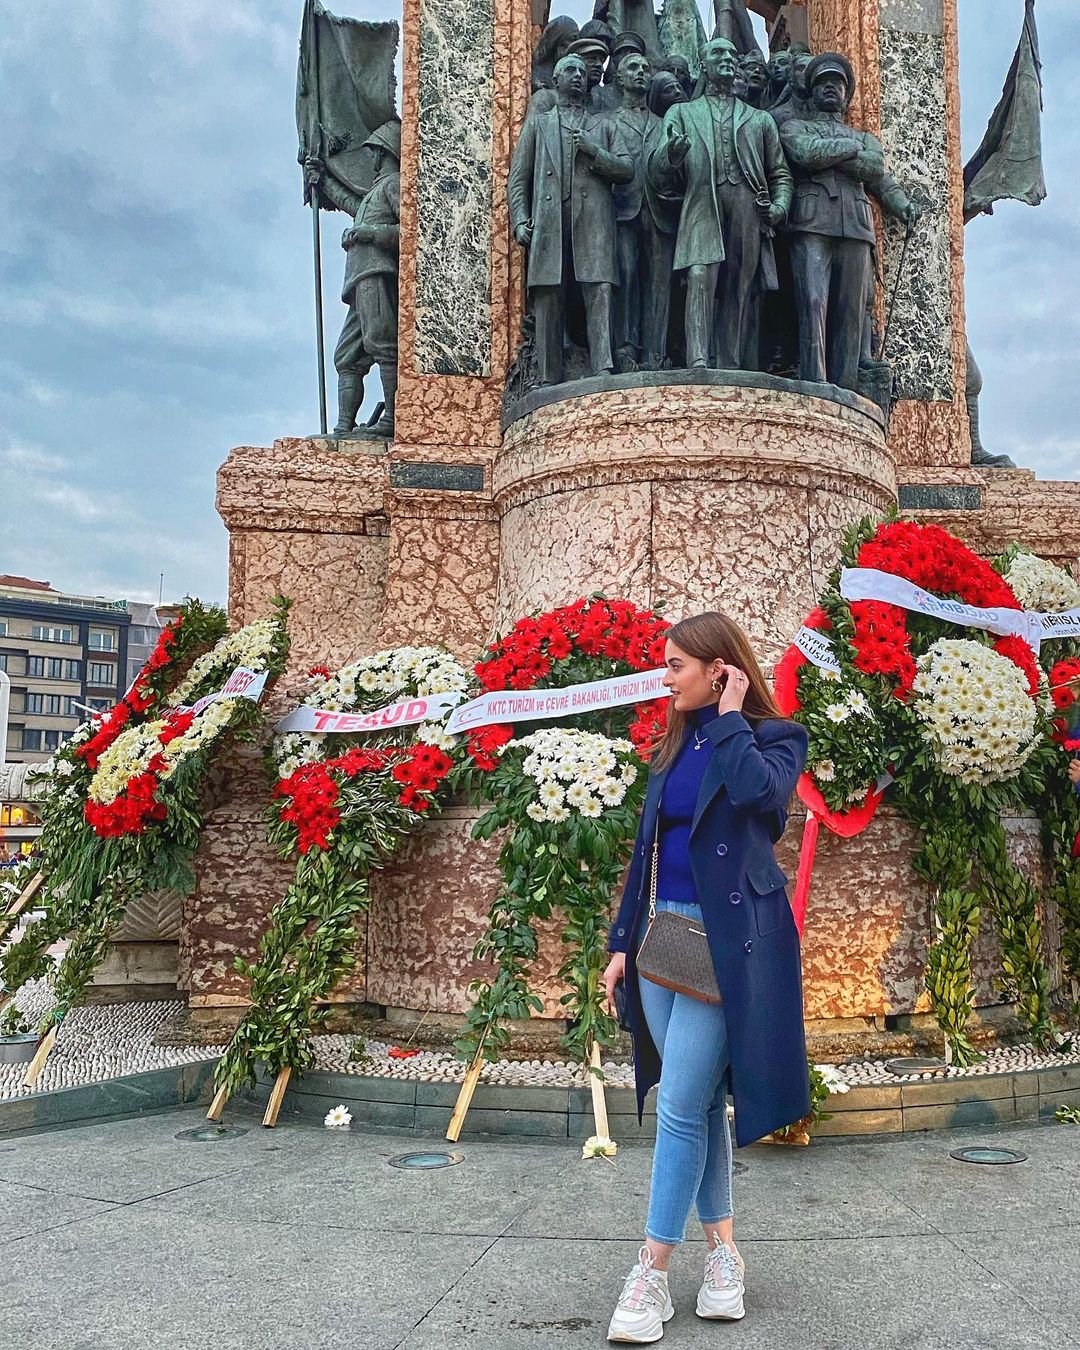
[511,16,921,401]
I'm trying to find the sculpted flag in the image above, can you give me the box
[296,0,399,206]
[963,0,1046,221]
[711,0,758,53]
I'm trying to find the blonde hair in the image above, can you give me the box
[651,611,784,772]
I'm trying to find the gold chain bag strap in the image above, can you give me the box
[636,815,722,1004]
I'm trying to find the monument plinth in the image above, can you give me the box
[495,373,892,656]
[179,0,1080,1050]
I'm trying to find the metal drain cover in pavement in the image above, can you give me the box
[885,1057,949,1076]
[387,1150,464,1170]
[175,1125,250,1143]
[950,1147,1027,1166]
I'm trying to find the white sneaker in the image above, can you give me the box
[696,1239,745,1320]
[607,1245,675,1343]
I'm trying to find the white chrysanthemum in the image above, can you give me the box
[88,698,238,804]
[508,728,638,820]
[824,703,850,724]
[415,723,456,751]
[171,616,281,704]
[912,638,1039,784]
[323,1104,352,1128]
[813,760,836,782]
[582,1133,617,1159]
[526,801,547,822]
[845,691,871,716]
[308,646,468,710]
[1006,550,1080,612]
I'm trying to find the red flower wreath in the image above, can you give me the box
[274,744,454,854]
[848,521,1025,699]
[468,597,670,769]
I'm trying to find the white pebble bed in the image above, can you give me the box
[2,983,1078,1100]
[0,983,221,1101]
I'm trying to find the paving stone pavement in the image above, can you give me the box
[0,1107,1076,1350]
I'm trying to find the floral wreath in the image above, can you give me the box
[0,601,229,1009]
[458,597,666,1068]
[467,597,670,772]
[83,604,291,838]
[213,645,471,1100]
[0,599,288,1037]
[773,517,1071,1065]
[774,520,1046,830]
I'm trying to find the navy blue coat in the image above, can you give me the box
[608,710,811,1147]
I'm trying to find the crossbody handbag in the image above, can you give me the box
[636,816,722,1004]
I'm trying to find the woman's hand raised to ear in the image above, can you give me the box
[716,664,749,716]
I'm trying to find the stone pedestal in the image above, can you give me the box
[186,0,1080,1047]
[777,806,1057,1026]
[496,373,893,663]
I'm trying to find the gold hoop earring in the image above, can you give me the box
[710,679,722,692]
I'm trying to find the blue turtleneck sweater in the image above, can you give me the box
[655,703,717,903]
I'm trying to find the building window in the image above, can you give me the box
[0,653,7,672]
[88,630,117,652]
[20,728,42,752]
[31,624,75,644]
[28,656,81,681]
[42,729,62,751]
[0,620,6,636]
[25,693,42,714]
[88,697,112,711]
[87,662,116,686]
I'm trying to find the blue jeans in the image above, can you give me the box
[637,900,733,1245]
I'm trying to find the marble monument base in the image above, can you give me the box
[186,379,1066,1049]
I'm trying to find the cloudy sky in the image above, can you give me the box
[0,0,1076,607]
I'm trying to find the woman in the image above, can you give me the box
[602,611,810,1343]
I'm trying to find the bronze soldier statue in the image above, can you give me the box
[649,37,792,371]
[309,119,401,438]
[781,54,919,392]
[509,54,633,385]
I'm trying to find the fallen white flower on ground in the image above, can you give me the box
[324,1104,353,1128]
[814,1065,851,1095]
[582,1134,618,1161]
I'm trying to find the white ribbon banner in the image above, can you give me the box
[1032,607,1080,643]
[445,668,668,736]
[794,626,841,674]
[176,667,269,718]
[274,690,464,736]
[839,568,1042,648]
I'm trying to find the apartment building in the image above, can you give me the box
[0,574,134,767]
